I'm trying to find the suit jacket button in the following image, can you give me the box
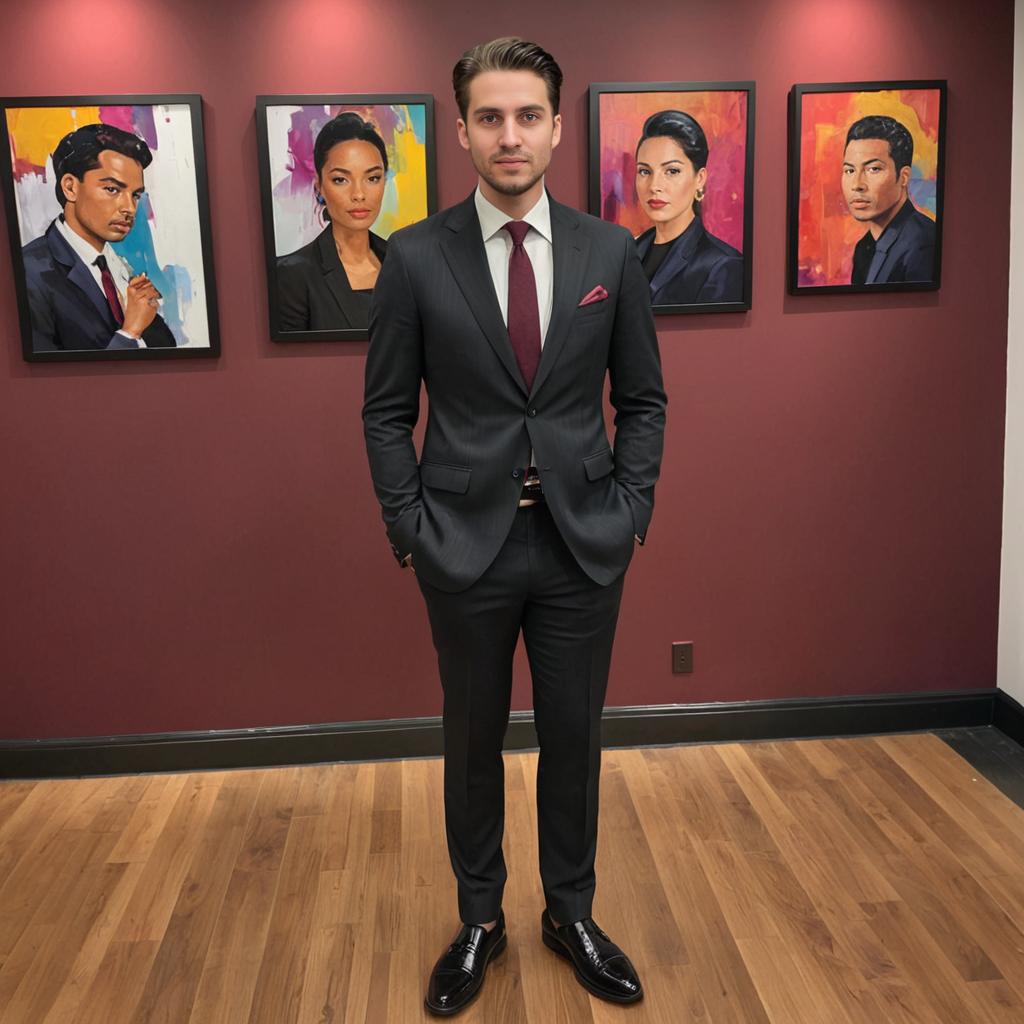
[528,408,537,417]
[512,469,521,479]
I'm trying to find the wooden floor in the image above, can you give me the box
[2,731,1024,1023]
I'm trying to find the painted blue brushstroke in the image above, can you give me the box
[408,105,426,144]
[111,193,190,344]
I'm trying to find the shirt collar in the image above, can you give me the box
[474,184,552,244]
[55,214,120,272]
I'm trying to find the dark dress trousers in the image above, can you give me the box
[22,222,177,352]
[363,192,667,925]
[276,224,387,331]
[635,215,743,305]
[850,199,936,285]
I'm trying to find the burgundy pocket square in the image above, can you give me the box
[578,285,608,307]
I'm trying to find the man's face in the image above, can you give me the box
[61,149,145,249]
[457,69,561,197]
[842,138,909,224]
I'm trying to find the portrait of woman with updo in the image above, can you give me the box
[276,112,389,331]
[633,109,743,306]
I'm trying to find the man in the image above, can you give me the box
[841,114,936,286]
[363,37,666,1016]
[22,123,175,352]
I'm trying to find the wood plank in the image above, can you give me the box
[131,771,261,1023]
[246,812,325,1023]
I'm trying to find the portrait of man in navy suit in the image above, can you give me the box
[21,123,177,352]
[842,115,936,286]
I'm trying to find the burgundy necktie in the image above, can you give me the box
[94,254,124,326]
[504,221,541,390]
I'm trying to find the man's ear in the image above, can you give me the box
[897,165,911,190]
[456,118,470,152]
[551,112,562,150]
[59,173,78,204]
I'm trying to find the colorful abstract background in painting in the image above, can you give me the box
[797,88,942,287]
[266,104,428,258]
[598,90,748,252]
[5,104,209,346]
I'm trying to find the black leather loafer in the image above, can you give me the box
[541,909,643,1003]
[425,910,507,1016]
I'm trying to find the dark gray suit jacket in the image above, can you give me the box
[23,222,177,352]
[852,199,936,285]
[276,225,387,331]
[363,193,667,593]
[635,218,743,305]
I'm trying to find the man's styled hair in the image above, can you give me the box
[452,37,563,120]
[51,123,153,208]
[845,115,914,174]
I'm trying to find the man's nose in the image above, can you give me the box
[499,121,521,148]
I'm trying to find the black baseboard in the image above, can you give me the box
[0,687,1007,780]
[994,688,1024,748]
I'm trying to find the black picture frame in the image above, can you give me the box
[0,93,220,362]
[588,80,755,315]
[255,93,437,343]
[787,80,947,294]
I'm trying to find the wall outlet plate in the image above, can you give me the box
[672,641,694,674]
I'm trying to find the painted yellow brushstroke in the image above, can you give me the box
[375,106,427,236]
[7,106,102,168]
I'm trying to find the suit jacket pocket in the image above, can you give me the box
[420,461,472,494]
[582,448,615,481]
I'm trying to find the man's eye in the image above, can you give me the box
[368,175,381,183]
[481,115,498,125]
[104,187,118,194]
[522,112,538,122]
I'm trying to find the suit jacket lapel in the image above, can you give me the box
[649,217,702,298]
[317,226,358,329]
[440,194,528,395]
[46,223,114,326]
[530,197,588,400]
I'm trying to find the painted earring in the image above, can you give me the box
[695,186,706,202]
[315,192,326,205]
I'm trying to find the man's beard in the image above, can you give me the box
[477,154,544,196]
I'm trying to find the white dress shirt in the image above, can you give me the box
[55,216,146,348]
[474,185,553,345]
[475,185,554,478]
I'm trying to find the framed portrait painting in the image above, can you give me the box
[589,81,754,315]
[0,94,220,362]
[788,80,947,294]
[256,94,436,342]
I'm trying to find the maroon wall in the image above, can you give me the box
[0,0,1012,739]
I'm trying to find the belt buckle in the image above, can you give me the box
[520,467,543,506]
